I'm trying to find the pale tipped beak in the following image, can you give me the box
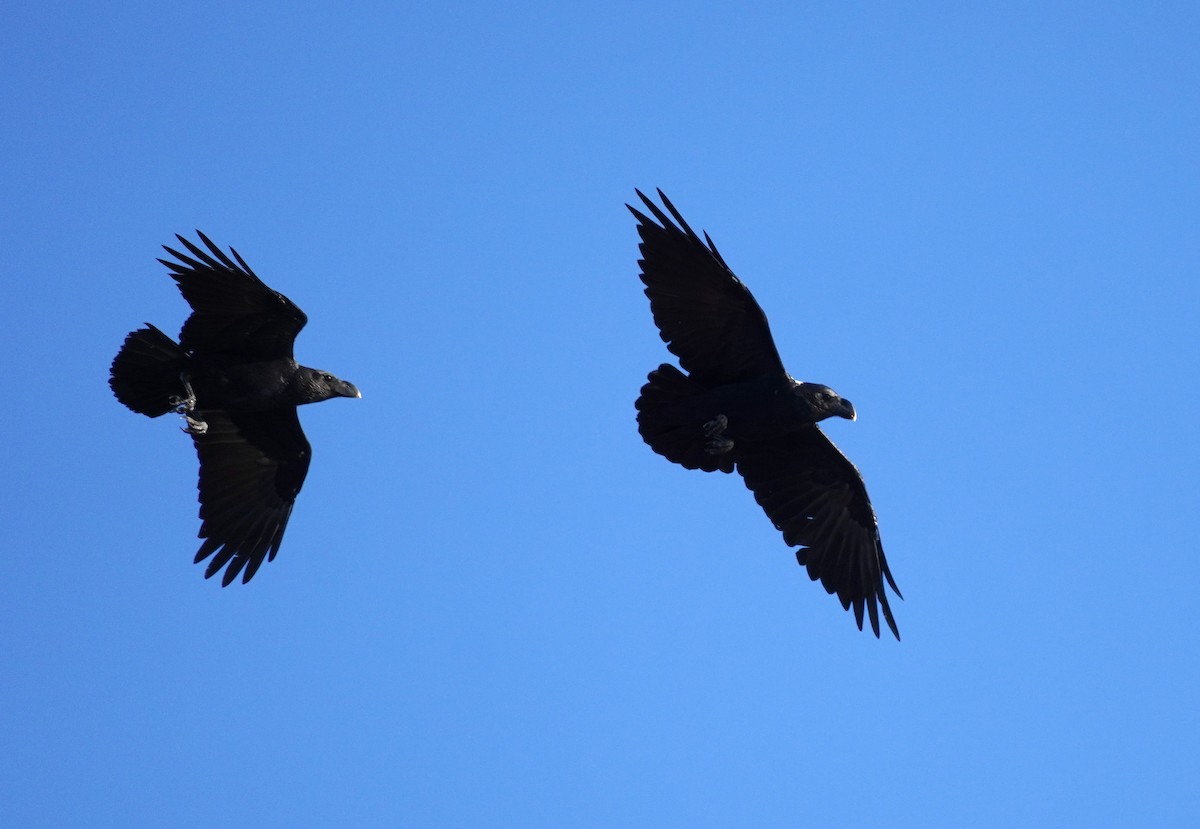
[838,398,856,421]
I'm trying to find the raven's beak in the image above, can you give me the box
[837,398,856,421]
[338,381,362,399]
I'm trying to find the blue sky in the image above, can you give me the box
[2,2,1198,826]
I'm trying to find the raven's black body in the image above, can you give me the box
[110,232,359,585]
[629,190,902,639]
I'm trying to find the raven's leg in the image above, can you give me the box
[170,373,208,435]
[703,414,734,455]
[169,374,198,414]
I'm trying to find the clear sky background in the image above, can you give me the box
[2,2,1198,826]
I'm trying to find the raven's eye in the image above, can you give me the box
[322,373,333,382]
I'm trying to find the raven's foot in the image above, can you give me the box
[703,414,733,455]
[180,413,208,435]
[169,376,199,414]
[703,414,728,437]
[705,437,734,454]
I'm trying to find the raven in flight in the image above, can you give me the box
[109,232,360,586]
[629,190,902,639]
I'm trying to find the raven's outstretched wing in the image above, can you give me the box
[736,427,902,639]
[628,189,786,386]
[190,409,312,586]
[160,231,307,360]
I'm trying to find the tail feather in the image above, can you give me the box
[109,324,189,417]
[636,364,734,473]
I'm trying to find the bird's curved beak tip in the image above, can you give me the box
[840,399,857,421]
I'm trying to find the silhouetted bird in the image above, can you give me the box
[110,232,360,585]
[629,190,901,639]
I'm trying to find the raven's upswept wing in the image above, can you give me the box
[628,189,786,386]
[160,231,307,361]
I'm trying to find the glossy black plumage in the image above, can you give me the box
[630,190,901,639]
[109,232,359,585]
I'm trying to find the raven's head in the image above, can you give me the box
[793,382,856,423]
[295,367,362,405]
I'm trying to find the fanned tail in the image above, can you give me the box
[636,364,734,473]
[109,324,189,417]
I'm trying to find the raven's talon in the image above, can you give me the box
[180,414,208,435]
[703,414,728,438]
[705,437,734,455]
[703,414,731,453]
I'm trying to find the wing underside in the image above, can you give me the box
[190,408,312,585]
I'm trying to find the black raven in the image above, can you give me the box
[629,190,902,639]
[109,232,360,586]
